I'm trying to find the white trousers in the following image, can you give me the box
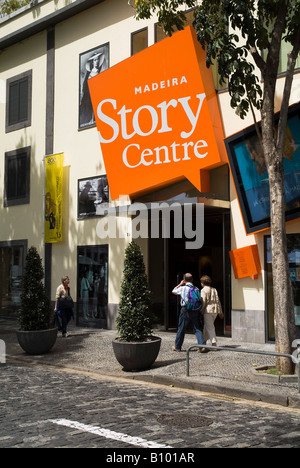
[203,313,218,344]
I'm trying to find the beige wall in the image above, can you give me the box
[50,0,146,302]
[1,0,299,330]
[0,32,47,258]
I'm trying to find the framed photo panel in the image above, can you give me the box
[79,43,109,129]
[78,175,109,219]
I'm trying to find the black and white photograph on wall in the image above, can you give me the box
[78,175,109,219]
[79,43,109,129]
[77,245,108,328]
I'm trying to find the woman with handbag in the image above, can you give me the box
[54,276,74,337]
[200,275,224,348]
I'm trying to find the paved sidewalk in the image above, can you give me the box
[1,317,300,409]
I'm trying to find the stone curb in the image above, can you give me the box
[252,365,298,384]
[6,354,300,410]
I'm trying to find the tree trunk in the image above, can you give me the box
[264,147,296,374]
[260,14,297,371]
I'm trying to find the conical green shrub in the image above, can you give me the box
[117,241,153,342]
[18,246,52,331]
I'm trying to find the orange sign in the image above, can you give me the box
[88,26,227,200]
[229,245,261,280]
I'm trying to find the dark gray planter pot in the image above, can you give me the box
[112,336,161,371]
[17,328,58,355]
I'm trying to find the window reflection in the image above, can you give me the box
[77,245,108,328]
[266,234,300,341]
[0,244,25,316]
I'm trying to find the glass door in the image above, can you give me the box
[266,234,300,341]
[77,245,108,328]
[0,241,26,317]
[148,206,231,335]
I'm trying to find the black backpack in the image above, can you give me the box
[59,290,74,311]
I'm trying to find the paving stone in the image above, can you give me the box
[2,317,299,409]
[1,317,300,450]
[1,364,300,448]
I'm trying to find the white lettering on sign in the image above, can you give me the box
[97,93,206,144]
[122,140,208,169]
[135,75,188,95]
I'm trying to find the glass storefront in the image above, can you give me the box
[0,241,26,317]
[77,245,108,328]
[266,234,300,341]
[136,173,231,334]
[148,207,231,334]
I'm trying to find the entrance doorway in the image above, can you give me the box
[148,206,231,336]
[0,240,27,317]
[265,234,300,341]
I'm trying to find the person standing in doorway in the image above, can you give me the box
[172,273,205,352]
[200,275,224,347]
[81,271,92,320]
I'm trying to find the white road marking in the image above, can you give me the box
[0,339,5,364]
[49,418,173,448]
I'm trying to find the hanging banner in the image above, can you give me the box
[44,153,63,243]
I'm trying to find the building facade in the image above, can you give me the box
[0,0,299,343]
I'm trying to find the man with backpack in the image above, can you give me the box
[172,273,205,352]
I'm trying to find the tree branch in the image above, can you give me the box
[248,89,263,145]
[250,45,267,78]
[266,0,288,79]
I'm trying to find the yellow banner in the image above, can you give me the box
[45,153,63,243]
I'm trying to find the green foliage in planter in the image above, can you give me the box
[18,246,52,331]
[117,241,154,342]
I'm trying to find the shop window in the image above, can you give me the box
[0,241,27,316]
[4,147,31,207]
[155,9,197,43]
[278,40,300,74]
[261,24,300,75]
[77,245,108,328]
[131,28,148,55]
[6,70,32,133]
[265,234,300,341]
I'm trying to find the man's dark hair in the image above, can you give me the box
[184,273,193,283]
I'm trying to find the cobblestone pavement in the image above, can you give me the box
[1,317,300,410]
[1,363,300,449]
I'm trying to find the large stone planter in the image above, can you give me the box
[17,328,58,355]
[112,336,161,371]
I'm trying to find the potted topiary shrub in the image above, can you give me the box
[112,241,161,371]
[16,246,57,355]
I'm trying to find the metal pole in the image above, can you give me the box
[291,354,300,394]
